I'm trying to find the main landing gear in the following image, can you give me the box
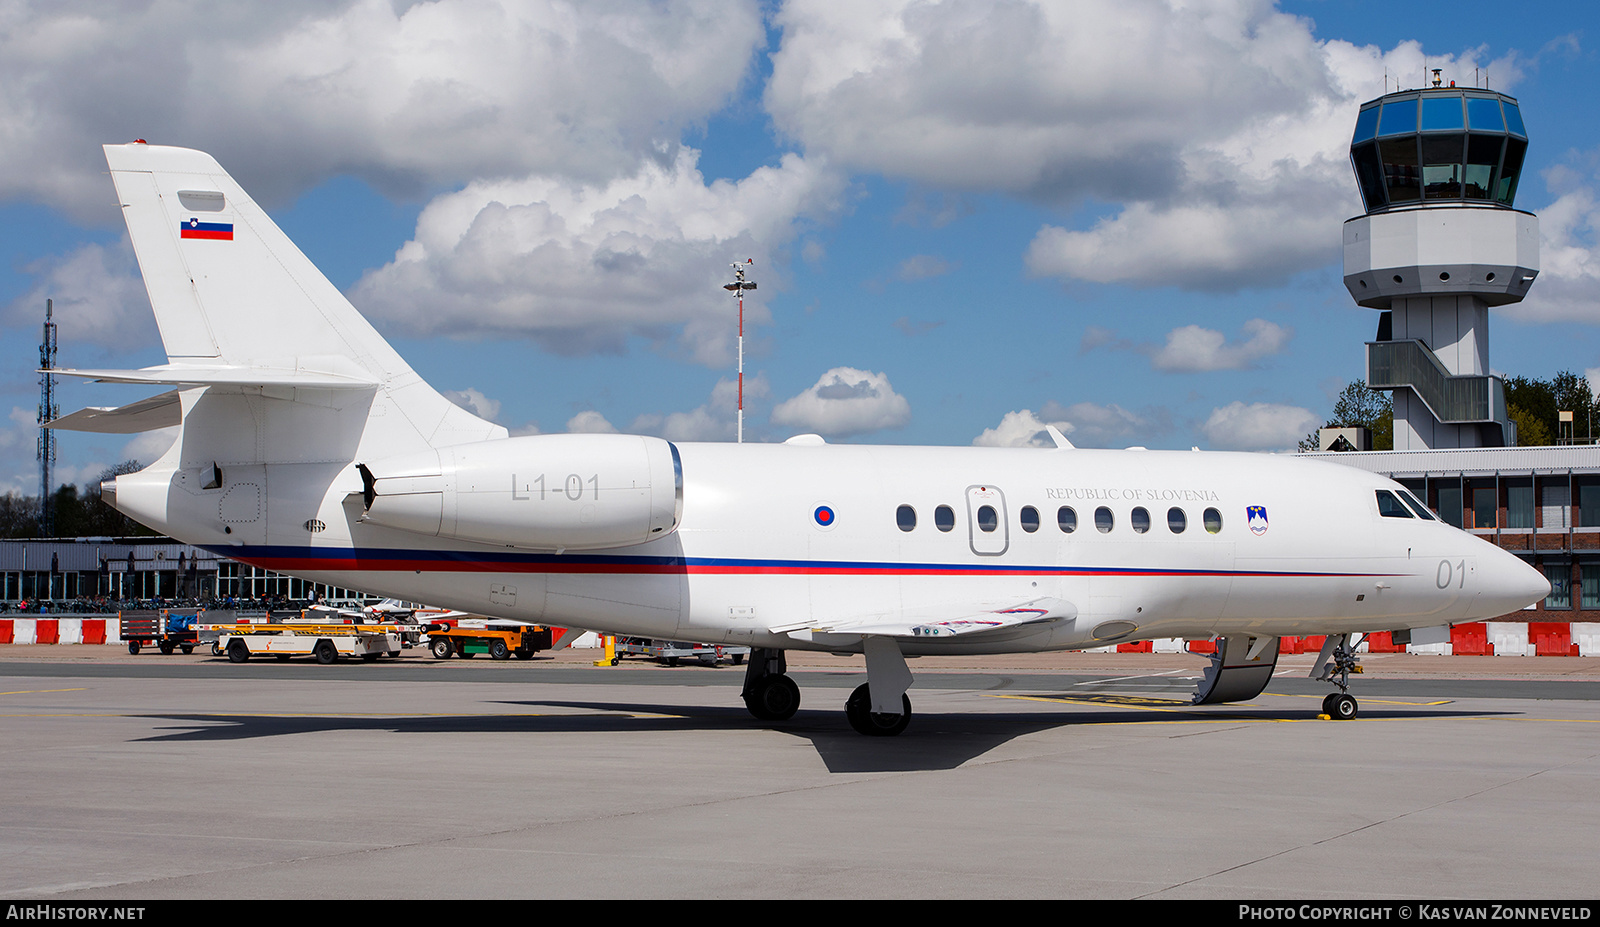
[742,638,916,736]
[1313,632,1365,720]
[742,648,800,721]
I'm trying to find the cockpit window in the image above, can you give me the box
[1376,490,1413,518]
[1398,490,1436,520]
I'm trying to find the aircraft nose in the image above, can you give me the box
[1480,546,1550,616]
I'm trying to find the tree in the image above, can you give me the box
[1298,380,1393,451]
[1505,371,1595,446]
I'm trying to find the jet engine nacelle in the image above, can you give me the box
[357,434,682,551]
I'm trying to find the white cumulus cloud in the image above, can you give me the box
[766,1,1516,291]
[0,0,767,218]
[771,367,911,438]
[352,149,845,364]
[1149,319,1292,372]
[1202,401,1319,451]
[972,409,1072,448]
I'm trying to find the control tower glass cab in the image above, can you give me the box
[1343,86,1539,450]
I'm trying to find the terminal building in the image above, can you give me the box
[1304,77,1600,626]
[0,536,374,610]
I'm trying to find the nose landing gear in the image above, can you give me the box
[1313,633,1365,720]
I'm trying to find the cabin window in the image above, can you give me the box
[1057,506,1077,533]
[896,504,916,532]
[1203,508,1223,533]
[1376,490,1413,518]
[1020,505,1040,533]
[977,505,999,532]
[1130,507,1150,534]
[1094,506,1113,533]
[935,504,955,532]
[1168,507,1187,533]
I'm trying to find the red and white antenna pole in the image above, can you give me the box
[723,259,756,443]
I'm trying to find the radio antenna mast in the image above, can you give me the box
[37,298,58,536]
[723,260,757,443]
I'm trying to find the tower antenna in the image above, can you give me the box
[723,260,757,443]
[37,298,58,536]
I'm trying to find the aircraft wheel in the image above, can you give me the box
[744,675,801,721]
[313,640,339,665]
[227,640,250,663]
[489,639,510,660]
[430,638,453,659]
[1321,693,1337,715]
[845,683,911,737]
[1328,693,1358,721]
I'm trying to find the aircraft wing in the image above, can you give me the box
[46,390,181,433]
[781,596,1075,640]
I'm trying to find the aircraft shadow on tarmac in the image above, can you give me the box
[130,698,1515,774]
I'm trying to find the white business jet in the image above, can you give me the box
[57,143,1549,735]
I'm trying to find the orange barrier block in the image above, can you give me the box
[1302,635,1326,653]
[1528,622,1574,657]
[0,619,10,644]
[1366,631,1403,653]
[1186,640,1216,655]
[82,619,106,645]
[1450,622,1490,655]
[35,619,58,644]
[1116,640,1152,653]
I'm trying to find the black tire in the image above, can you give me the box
[489,638,510,660]
[275,654,291,662]
[744,675,801,721]
[211,642,223,656]
[458,649,475,659]
[227,640,250,663]
[732,653,744,665]
[158,641,175,655]
[1321,693,1338,715]
[361,652,380,662]
[313,640,338,665]
[127,640,141,655]
[513,649,534,660]
[430,638,453,659]
[1329,693,1358,721]
[180,645,194,655]
[845,683,912,737]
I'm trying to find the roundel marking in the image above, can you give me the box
[814,505,835,527]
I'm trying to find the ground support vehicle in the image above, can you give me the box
[426,621,552,660]
[121,608,203,655]
[205,619,405,664]
[616,636,749,666]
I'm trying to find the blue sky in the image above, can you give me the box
[2,0,1599,495]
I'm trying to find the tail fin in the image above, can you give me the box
[103,141,502,457]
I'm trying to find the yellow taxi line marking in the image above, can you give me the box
[0,687,88,696]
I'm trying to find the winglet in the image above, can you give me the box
[1046,425,1075,449]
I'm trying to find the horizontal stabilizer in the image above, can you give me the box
[46,391,181,433]
[790,596,1075,640]
[54,362,378,390]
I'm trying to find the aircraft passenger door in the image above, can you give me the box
[966,484,1009,556]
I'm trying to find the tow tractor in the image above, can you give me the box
[121,608,202,655]
[425,618,552,660]
[202,610,406,664]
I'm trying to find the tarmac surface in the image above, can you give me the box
[1,644,1596,899]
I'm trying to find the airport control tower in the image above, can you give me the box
[1343,79,1538,449]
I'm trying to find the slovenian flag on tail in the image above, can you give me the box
[180,217,233,240]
